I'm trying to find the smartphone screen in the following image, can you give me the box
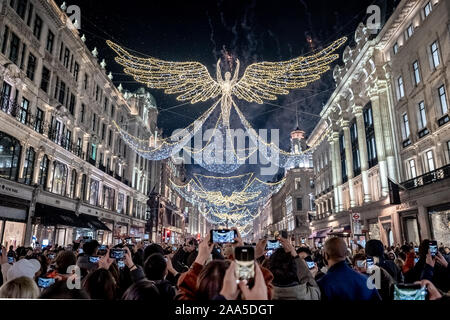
[394,284,427,300]
[78,248,84,254]
[117,260,125,269]
[306,261,315,269]
[89,256,100,263]
[210,229,236,244]
[266,240,281,250]
[366,257,374,269]
[38,277,55,288]
[414,257,419,264]
[429,241,438,257]
[265,249,274,257]
[8,256,14,264]
[110,249,125,259]
[235,246,255,281]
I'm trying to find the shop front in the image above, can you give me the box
[399,210,421,247]
[308,227,332,248]
[114,223,129,244]
[130,225,145,242]
[33,203,90,247]
[97,220,114,245]
[0,187,29,249]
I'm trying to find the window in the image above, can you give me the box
[38,155,49,187]
[393,42,399,55]
[59,42,63,61]
[406,24,414,39]
[80,104,85,123]
[401,113,410,140]
[63,48,70,68]
[92,113,97,131]
[33,15,42,40]
[9,32,20,64]
[95,85,100,101]
[447,141,450,164]
[417,101,427,130]
[68,93,75,115]
[89,179,99,206]
[90,143,97,160]
[412,61,421,85]
[46,30,54,53]
[70,169,77,199]
[73,62,79,82]
[103,186,115,210]
[296,198,303,211]
[430,41,440,69]
[34,108,44,133]
[19,43,26,70]
[397,76,405,99]
[339,132,347,183]
[104,97,108,112]
[26,53,36,81]
[26,2,33,26]
[364,103,377,168]
[350,121,361,176]
[40,66,50,92]
[19,98,29,124]
[51,161,68,196]
[408,159,417,179]
[16,0,27,19]
[111,105,115,119]
[108,129,112,147]
[1,25,9,55]
[101,123,106,140]
[438,85,448,115]
[58,80,66,105]
[0,131,21,181]
[426,150,435,172]
[63,130,71,150]
[1,82,12,111]
[424,1,432,17]
[83,74,89,91]
[22,146,35,185]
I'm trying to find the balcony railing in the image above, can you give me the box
[438,114,449,127]
[402,164,450,190]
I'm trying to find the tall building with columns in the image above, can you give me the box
[308,0,449,248]
[0,0,159,248]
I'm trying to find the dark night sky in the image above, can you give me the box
[57,0,383,178]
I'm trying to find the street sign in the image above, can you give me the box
[352,213,360,221]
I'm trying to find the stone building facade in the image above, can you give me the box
[0,0,158,248]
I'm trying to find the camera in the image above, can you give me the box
[109,248,125,259]
[234,246,255,281]
[210,229,237,244]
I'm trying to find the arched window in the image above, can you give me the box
[38,155,49,187]
[0,131,22,181]
[51,161,68,195]
[23,146,36,185]
[70,169,77,198]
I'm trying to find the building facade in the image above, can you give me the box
[0,0,158,248]
[307,0,450,248]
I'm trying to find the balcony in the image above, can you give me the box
[438,114,449,127]
[418,128,429,139]
[402,138,411,148]
[402,164,450,190]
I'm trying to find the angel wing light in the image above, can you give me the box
[107,37,347,126]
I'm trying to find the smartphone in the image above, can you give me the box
[280,230,288,239]
[429,240,438,257]
[110,248,125,259]
[234,246,255,281]
[8,256,14,264]
[88,256,100,264]
[78,248,84,254]
[394,284,427,300]
[414,257,419,264]
[37,277,55,288]
[414,247,419,253]
[356,260,365,268]
[172,246,177,251]
[304,256,315,269]
[301,239,306,244]
[117,260,125,269]
[266,240,281,250]
[366,257,374,269]
[210,229,237,244]
[48,253,56,260]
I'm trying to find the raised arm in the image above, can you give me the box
[231,59,240,84]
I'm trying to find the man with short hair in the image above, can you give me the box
[318,237,381,301]
[171,238,197,273]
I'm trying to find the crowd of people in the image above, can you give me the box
[0,230,449,301]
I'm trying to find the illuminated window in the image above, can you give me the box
[406,24,414,39]
[408,159,417,179]
[426,150,435,172]
[401,113,410,140]
[393,42,399,55]
[397,76,405,99]
[424,1,432,17]
[431,41,440,69]
[417,101,427,130]
[412,61,421,85]
[438,85,448,115]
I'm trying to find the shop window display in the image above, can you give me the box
[2,221,26,248]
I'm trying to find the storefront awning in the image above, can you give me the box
[328,225,351,236]
[79,214,112,231]
[34,203,90,228]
